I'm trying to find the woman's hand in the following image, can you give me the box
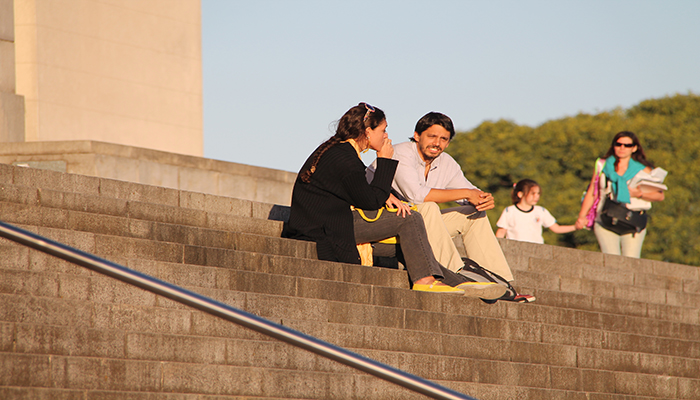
[575,216,588,230]
[628,185,643,199]
[376,138,394,159]
[629,185,665,202]
[386,193,411,218]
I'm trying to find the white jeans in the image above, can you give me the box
[594,222,647,258]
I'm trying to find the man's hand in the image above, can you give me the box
[465,189,495,211]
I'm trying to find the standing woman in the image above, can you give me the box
[283,103,504,298]
[576,131,665,257]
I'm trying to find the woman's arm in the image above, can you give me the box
[628,165,665,202]
[628,186,665,202]
[576,172,599,229]
[344,157,398,210]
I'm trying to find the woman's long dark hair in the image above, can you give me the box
[300,103,385,183]
[602,131,655,169]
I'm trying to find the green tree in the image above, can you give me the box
[447,93,700,265]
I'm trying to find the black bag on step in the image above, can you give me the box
[458,257,516,302]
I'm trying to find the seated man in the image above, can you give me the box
[368,112,534,302]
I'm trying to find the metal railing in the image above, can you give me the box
[0,220,479,400]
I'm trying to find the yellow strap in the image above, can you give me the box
[385,203,418,213]
[353,203,417,245]
[355,207,383,222]
[353,202,417,222]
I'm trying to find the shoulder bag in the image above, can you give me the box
[599,196,647,236]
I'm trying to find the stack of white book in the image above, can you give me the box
[630,167,668,192]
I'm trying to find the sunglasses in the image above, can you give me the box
[361,102,376,122]
[614,142,635,148]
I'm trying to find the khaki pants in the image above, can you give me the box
[416,202,514,282]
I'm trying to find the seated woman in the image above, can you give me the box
[282,102,505,299]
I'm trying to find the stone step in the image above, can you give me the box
[514,256,700,299]
[2,222,698,330]
[0,182,286,238]
[1,162,286,224]
[1,288,698,399]
[2,198,698,321]
[501,238,700,287]
[0,347,695,400]
[0,352,420,399]
[0,261,697,398]
[514,268,700,315]
[4,166,700,296]
[0,388,311,400]
[4,161,698,287]
[3,162,700,399]
[2,278,698,381]
[0,381,685,400]
[2,251,698,363]
[4,179,700,316]
[0,207,315,263]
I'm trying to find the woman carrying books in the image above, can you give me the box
[576,131,666,258]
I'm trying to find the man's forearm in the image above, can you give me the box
[424,188,495,211]
[423,188,475,203]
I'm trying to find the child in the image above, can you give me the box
[496,179,578,244]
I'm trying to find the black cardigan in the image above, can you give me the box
[283,142,398,264]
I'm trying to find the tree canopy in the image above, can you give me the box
[446,93,700,266]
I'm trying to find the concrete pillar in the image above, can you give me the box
[0,0,26,142]
[12,0,202,156]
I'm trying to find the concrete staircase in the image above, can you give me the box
[0,162,698,400]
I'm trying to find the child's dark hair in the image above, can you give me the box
[511,179,540,204]
[300,102,385,183]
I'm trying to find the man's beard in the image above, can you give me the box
[420,145,443,162]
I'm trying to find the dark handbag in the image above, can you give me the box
[599,198,647,235]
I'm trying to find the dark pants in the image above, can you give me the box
[352,208,466,286]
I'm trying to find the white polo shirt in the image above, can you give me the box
[496,205,557,244]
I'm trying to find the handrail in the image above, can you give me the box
[0,220,479,400]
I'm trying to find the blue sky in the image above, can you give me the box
[202,0,700,172]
